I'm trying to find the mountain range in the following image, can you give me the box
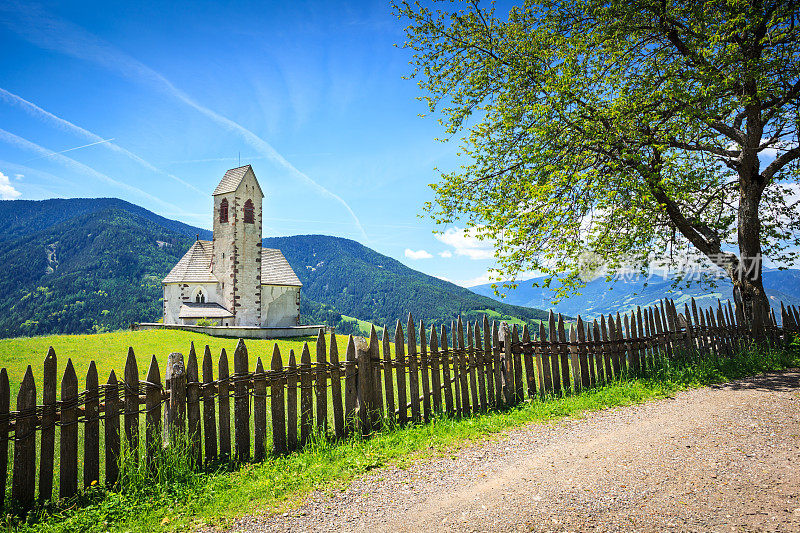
[0,198,548,338]
[469,270,800,320]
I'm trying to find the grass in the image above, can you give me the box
[339,315,377,337]
[0,329,353,397]
[5,339,798,532]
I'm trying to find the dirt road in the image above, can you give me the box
[234,370,800,532]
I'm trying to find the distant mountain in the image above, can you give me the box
[0,198,212,242]
[0,198,549,338]
[469,270,800,320]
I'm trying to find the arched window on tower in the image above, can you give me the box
[195,289,205,303]
[219,198,229,223]
[243,199,255,224]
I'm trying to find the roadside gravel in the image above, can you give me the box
[226,370,800,532]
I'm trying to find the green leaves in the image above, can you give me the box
[397,0,800,299]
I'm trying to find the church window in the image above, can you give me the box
[195,289,205,303]
[219,198,229,223]
[244,199,255,224]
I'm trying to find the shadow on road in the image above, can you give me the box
[710,368,800,392]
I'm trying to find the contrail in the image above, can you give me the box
[0,87,205,196]
[0,127,187,214]
[0,3,368,241]
[23,137,114,162]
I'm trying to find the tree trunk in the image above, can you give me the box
[732,181,769,326]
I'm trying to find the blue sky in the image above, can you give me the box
[0,0,499,286]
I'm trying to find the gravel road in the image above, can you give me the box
[229,370,800,532]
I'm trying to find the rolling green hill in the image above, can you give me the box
[0,198,549,338]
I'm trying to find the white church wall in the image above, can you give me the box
[260,285,300,327]
[163,282,221,325]
[163,283,183,325]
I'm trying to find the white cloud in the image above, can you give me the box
[439,250,453,258]
[0,171,21,199]
[14,173,23,180]
[405,248,433,260]
[458,271,496,287]
[435,227,496,260]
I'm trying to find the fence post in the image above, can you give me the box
[519,324,533,399]
[13,366,36,508]
[300,343,313,447]
[270,345,286,455]
[511,323,523,403]
[187,345,202,467]
[105,370,120,488]
[233,340,250,461]
[39,348,56,504]
[124,348,139,461]
[577,317,590,389]
[407,315,421,423]
[441,325,454,416]
[591,320,603,383]
[548,312,561,394]
[316,330,328,436]
[370,327,383,427]
[287,350,299,449]
[539,322,552,393]
[477,321,488,410]
[60,360,78,499]
[253,358,267,462]
[557,315,570,393]
[84,362,100,487]
[146,356,162,466]
[429,325,442,415]
[502,322,513,405]
[420,320,431,423]
[202,346,217,464]
[469,321,480,412]
[331,332,346,439]
[484,316,497,406]
[585,321,597,385]
[165,352,186,441]
[218,348,231,460]
[344,339,357,436]
[394,322,408,425]
[356,333,376,436]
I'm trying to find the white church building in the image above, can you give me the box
[162,165,302,328]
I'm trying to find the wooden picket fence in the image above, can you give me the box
[2,298,799,512]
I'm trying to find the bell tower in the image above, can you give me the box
[212,165,264,325]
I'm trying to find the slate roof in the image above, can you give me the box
[262,248,302,287]
[213,165,263,196]
[162,240,218,283]
[178,302,234,319]
[163,241,301,287]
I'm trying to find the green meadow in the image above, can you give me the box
[0,329,353,397]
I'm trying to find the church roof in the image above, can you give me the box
[163,240,218,283]
[178,302,234,319]
[262,248,303,287]
[213,165,263,196]
[163,241,301,287]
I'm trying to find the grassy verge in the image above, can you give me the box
[7,341,799,532]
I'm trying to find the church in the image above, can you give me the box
[162,165,302,327]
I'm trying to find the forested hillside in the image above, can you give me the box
[0,207,195,337]
[0,198,549,338]
[263,235,549,328]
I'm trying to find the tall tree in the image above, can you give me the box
[396,0,800,321]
